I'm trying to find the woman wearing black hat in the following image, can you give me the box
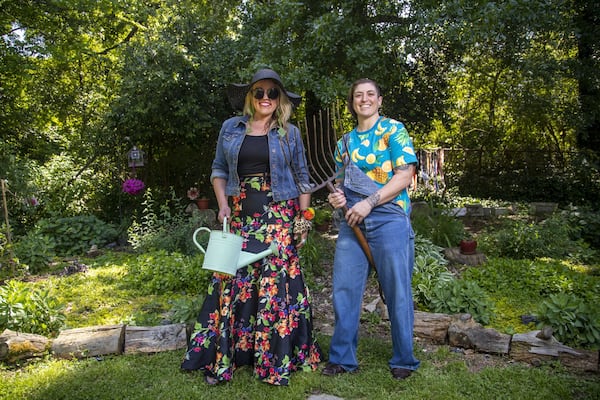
[181,69,321,385]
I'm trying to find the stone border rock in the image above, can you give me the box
[1,313,598,373]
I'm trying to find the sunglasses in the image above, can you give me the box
[252,87,280,100]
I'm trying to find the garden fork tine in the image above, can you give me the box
[303,109,339,192]
[301,109,384,303]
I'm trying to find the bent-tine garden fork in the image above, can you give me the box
[298,109,384,303]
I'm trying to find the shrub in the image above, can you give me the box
[561,205,600,250]
[429,279,494,325]
[535,293,600,349]
[0,280,65,336]
[122,250,210,295]
[169,295,205,326]
[127,189,211,255]
[412,236,455,308]
[480,214,579,259]
[34,214,118,256]
[13,232,56,273]
[411,204,465,248]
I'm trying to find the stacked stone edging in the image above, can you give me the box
[1,313,597,373]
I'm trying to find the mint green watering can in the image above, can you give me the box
[192,217,279,276]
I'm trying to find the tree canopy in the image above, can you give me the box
[1,0,598,228]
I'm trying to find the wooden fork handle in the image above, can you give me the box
[326,182,377,271]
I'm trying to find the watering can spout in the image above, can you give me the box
[237,243,279,268]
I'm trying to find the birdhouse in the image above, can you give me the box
[128,146,145,168]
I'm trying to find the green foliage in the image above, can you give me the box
[127,189,209,255]
[412,236,455,308]
[429,280,494,325]
[463,256,600,339]
[561,205,600,250]
[299,230,331,278]
[30,215,118,257]
[0,280,65,337]
[169,295,205,326]
[12,232,56,274]
[480,214,582,260]
[411,204,466,248]
[122,251,210,295]
[0,229,27,279]
[313,207,333,226]
[535,293,600,349]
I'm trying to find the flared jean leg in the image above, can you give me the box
[328,222,369,372]
[366,210,420,371]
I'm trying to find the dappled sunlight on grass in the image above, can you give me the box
[24,261,174,328]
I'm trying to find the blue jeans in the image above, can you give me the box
[328,204,420,372]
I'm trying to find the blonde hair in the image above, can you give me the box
[243,81,293,134]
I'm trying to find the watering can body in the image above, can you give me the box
[193,217,278,276]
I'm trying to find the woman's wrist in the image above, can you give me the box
[366,191,380,208]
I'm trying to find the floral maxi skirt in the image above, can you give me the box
[181,176,321,385]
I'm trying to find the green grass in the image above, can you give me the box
[2,247,600,399]
[1,336,598,400]
[45,254,179,328]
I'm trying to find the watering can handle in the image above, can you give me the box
[193,217,232,253]
[192,227,211,254]
[222,216,228,236]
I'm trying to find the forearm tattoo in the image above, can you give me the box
[366,191,380,208]
[394,164,411,172]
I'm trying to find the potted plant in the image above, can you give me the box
[187,187,210,209]
[459,234,477,255]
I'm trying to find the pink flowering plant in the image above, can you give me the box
[187,187,200,201]
[122,178,145,195]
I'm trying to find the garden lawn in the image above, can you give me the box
[1,248,599,400]
[1,336,599,400]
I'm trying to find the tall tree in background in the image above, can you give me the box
[574,0,600,156]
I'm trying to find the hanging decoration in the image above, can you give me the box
[122,145,146,195]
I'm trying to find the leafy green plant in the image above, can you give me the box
[299,231,330,276]
[479,214,578,260]
[535,293,600,349]
[429,279,494,325]
[122,250,210,295]
[0,280,65,336]
[127,189,210,255]
[169,295,205,326]
[13,232,56,273]
[313,207,332,226]
[33,215,118,256]
[411,204,466,248]
[412,236,455,308]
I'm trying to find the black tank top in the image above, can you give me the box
[237,135,270,176]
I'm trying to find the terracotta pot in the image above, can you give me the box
[196,198,210,209]
[459,239,477,255]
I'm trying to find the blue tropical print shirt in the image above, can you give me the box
[335,116,417,212]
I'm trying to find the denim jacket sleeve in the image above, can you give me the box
[210,117,245,196]
[277,124,311,195]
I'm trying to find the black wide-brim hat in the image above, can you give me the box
[226,68,302,111]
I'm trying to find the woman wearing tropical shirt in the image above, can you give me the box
[323,78,420,380]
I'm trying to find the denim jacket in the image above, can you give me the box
[210,115,311,202]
